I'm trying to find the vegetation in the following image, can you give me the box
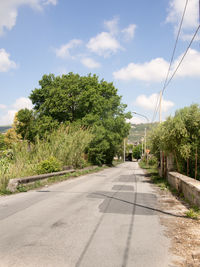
[0,73,131,193]
[128,123,157,143]
[140,160,200,219]
[185,208,200,220]
[149,104,200,179]
[36,156,62,174]
[139,159,169,190]
[147,155,158,166]
[15,73,130,165]
[132,144,142,160]
[16,165,106,193]
[0,125,92,193]
[0,133,6,151]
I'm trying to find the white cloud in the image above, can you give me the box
[166,0,199,39]
[135,94,174,112]
[87,32,121,57]
[0,48,17,72]
[104,17,136,42]
[171,48,200,78]
[0,109,17,126]
[113,58,169,82]
[0,0,57,35]
[13,97,33,110]
[122,24,136,41]
[81,57,101,69]
[0,97,33,126]
[180,33,200,41]
[104,17,119,35]
[0,104,6,109]
[54,17,136,62]
[113,48,200,82]
[127,117,146,125]
[55,39,83,59]
[44,0,57,5]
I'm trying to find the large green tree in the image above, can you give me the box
[17,73,131,165]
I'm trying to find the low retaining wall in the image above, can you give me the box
[7,169,75,192]
[7,165,100,193]
[168,172,200,207]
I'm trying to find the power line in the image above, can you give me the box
[151,0,189,123]
[153,24,200,122]
[163,24,200,92]
[151,91,161,122]
[162,0,189,91]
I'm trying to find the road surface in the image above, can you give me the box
[0,162,173,267]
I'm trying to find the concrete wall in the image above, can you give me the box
[168,172,200,207]
[158,152,200,207]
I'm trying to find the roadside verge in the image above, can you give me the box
[5,165,106,194]
[139,161,200,266]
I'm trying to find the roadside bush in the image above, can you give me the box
[149,104,200,179]
[0,157,10,193]
[36,156,62,174]
[148,155,158,166]
[1,124,93,181]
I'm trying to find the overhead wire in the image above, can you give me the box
[151,0,190,122]
[152,23,200,122]
[151,91,161,122]
[162,0,189,92]
[163,24,200,92]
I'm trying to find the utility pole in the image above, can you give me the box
[131,112,149,158]
[141,137,144,156]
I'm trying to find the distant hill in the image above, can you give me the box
[0,126,11,133]
[128,123,158,144]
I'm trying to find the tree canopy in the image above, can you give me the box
[16,73,131,165]
[149,104,200,178]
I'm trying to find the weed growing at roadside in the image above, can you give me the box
[139,161,200,220]
[185,208,200,220]
[0,125,93,192]
[139,161,169,191]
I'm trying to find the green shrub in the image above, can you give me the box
[0,125,92,180]
[0,157,10,193]
[36,156,62,174]
[148,155,158,166]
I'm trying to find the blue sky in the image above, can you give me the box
[0,0,200,125]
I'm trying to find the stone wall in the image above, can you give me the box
[168,172,200,207]
[158,152,200,207]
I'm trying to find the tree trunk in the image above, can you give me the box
[187,158,189,177]
[195,147,198,179]
[174,150,179,173]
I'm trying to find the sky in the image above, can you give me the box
[0,0,200,125]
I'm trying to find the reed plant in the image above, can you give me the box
[0,125,93,191]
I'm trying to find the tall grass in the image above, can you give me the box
[0,125,93,190]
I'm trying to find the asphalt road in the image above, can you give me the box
[0,162,173,267]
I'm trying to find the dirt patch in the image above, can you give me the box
[154,186,200,267]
